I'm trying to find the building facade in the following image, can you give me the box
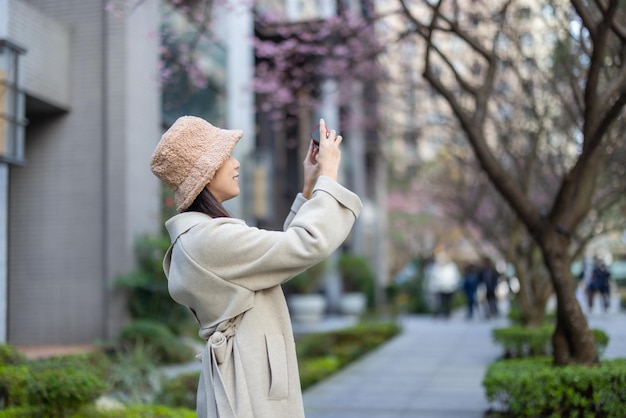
[2,0,161,346]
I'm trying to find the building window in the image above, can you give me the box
[0,39,27,165]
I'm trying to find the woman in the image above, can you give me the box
[150,115,361,418]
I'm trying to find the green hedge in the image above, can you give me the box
[492,326,609,358]
[0,346,110,418]
[0,363,108,418]
[299,356,342,390]
[483,357,626,417]
[118,319,195,364]
[70,404,196,418]
[0,365,30,407]
[0,406,38,417]
[296,322,400,390]
[338,254,376,307]
[0,345,25,366]
[156,371,200,410]
[114,234,193,334]
[27,367,108,417]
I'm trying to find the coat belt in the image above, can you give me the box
[197,315,253,418]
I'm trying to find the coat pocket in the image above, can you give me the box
[265,333,288,400]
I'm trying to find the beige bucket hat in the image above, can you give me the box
[150,116,243,212]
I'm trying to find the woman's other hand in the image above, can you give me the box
[302,119,342,199]
[316,119,342,180]
[302,136,321,199]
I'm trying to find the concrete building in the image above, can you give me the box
[1,0,161,346]
[0,0,257,348]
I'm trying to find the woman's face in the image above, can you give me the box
[207,155,240,203]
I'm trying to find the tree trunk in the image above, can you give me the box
[516,280,551,327]
[543,232,596,365]
[512,249,553,327]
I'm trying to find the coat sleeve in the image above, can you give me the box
[283,193,307,231]
[179,176,362,291]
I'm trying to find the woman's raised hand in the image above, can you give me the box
[316,119,342,180]
[302,119,342,198]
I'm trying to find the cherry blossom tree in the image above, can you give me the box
[384,0,626,365]
[253,3,383,128]
[251,1,626,364]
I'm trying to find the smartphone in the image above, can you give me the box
[311,124,329,146]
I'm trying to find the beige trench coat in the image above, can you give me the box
[163,176,362,418]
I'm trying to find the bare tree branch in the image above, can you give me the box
[571,0,599,40]
[592,0,626,41]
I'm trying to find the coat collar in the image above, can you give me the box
[165,211,213,242]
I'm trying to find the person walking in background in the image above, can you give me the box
[150,116,361,418]
[479,257,500,319]
[576,255,595,312]
[587,259,612,312]
[462,263,480,319]
[427,247,461,318]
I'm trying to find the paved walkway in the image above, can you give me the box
[303,296,625,418]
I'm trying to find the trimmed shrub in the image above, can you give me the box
[27,367,108,418]
[30,352,112,382]
[0,365,30,407]
[0,345,25,366]
[483,357,626,417]
[296,322,400,361]
[299,356,341,390]
[295,333,334,359]
[0,358,108,418]
[591,329,609,357]
[156,371,200,410]
[0,406,38,417]
[338,254,376,307]
[72,403,196,417]
[115,235,194,334]
[296,322,400,389]
[106,341,163,405]
[118,319,195,364]
[282,261,326,295]
[492,325,609,358]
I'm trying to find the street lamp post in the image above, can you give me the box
[0,38,27,165]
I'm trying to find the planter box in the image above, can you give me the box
[340,292,367,317]
[288,294,327,324]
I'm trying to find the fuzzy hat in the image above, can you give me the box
[150,116,243,212]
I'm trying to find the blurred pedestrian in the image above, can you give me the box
[479,257,500,318]
[427,248,461,318]
[462,263,480,319]
[587,259,611,312]
[151,117,361,418]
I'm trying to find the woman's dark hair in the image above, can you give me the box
[185,188,231,218]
